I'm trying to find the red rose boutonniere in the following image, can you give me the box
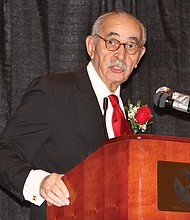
[125,100,153,134]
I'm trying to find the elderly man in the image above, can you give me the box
[0,10,146,219]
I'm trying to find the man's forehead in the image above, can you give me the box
[101,16,141,41]
[102,15,140,31]
[102,13,135,25]
[104,31,140,43]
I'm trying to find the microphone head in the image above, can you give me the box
[154,87,190,113]
[156,86,173,96]
[154,91,170,108]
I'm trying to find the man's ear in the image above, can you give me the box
[86,35,95,59]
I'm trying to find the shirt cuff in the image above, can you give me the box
[23,169,50,206]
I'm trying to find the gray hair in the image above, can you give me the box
[91,10,147,46]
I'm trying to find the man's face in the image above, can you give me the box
[86,14,146,92]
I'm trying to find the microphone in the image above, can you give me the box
[103,97,108,139]
[154,87,190,113]
[156,86,190,103]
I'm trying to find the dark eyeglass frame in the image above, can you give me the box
[94,34,143,55]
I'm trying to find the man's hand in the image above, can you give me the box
[40,173,70,207]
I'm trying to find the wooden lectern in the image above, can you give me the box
[47,134,190,220]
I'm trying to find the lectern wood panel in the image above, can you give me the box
[47,134,190,220]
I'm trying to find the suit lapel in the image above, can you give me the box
[72,66,106,148]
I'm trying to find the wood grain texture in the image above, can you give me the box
[47,134,190,220]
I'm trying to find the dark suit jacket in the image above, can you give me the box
[0,66,107,219]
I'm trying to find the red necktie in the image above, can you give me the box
[108,95,132,137]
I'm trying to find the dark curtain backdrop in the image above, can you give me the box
[1,0,190,219]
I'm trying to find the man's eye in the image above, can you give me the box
[108,39,116,46]
[128,42,136,49]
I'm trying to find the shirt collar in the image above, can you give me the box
[87,61,121,114]
[87,61,121,98]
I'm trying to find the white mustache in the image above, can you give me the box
[107,60,128,71]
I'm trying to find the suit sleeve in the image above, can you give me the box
[0,76,54,201]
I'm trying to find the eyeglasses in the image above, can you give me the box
[95,34,142,55]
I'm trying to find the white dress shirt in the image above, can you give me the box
[87,61,126,139]
[23,61,126,205]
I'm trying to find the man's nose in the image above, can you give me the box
[114,45,126,61]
